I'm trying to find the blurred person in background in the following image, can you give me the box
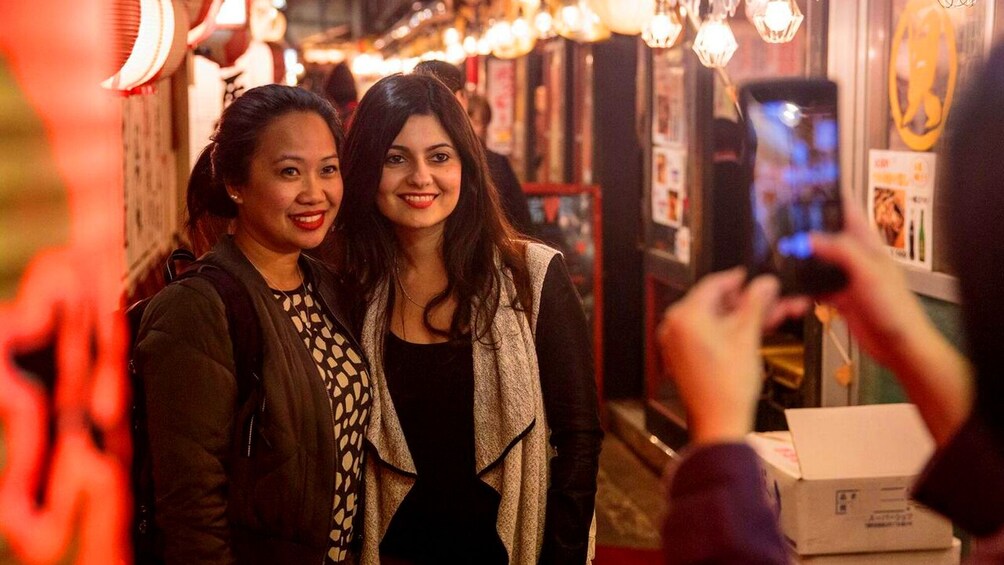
[467,92,535,237]
[323,61,359,127]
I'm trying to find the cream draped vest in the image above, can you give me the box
[360,243,593,564]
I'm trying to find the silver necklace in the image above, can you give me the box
[394,265,429,309]
[247,256,314,335]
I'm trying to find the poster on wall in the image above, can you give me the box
[652,51,686,147]
[867,149,935,270]
[651,146,686,228]
[527,192,596,327]
[486,58,515,155]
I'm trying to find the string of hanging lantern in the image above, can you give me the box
[587,0,808,69]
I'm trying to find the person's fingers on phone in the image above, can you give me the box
[763,295,812,332]
[735,275,780,343]
[685,267,747,312]
[809,230,873,284]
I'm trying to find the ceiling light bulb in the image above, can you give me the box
[534,10,554,36]
[642,11,683,49]
[443,27,460,45]
[763,0,793,33]
[692,16,737,68]
[476,35,492,55]
[512,17,532,40]
[463,34,478,55]
[560,4,582,31]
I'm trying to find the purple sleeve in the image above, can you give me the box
[912,414,1004,536]
[664,443,788,565]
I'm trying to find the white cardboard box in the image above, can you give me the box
[791,538,961,564]
[748,404,953,555]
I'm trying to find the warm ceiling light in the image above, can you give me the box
[692,14,737,68]
[752,0,803,43]
[443,26,461,45]
[589,0,655,35]
[534,9,555,37]
[476,34,493,55]
[494,13,537,58]
[463,34,478,55]
[554,0,610,42]
[642,0,682,48]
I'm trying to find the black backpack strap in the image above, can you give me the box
[163,248,196,283]
[179,264,266,456]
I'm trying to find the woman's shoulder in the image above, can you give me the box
[522,241,561,273]
[140,274,229,336]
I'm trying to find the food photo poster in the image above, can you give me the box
[867,149,935,271]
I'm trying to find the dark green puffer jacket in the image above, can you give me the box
[135,236,365,564]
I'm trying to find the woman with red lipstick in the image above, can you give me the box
[134,85,370,564]
[335,74,602,565]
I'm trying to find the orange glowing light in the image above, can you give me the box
[0,0,130,563]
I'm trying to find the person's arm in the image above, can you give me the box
[656,268,806,564]
[135,281,239,564]
[912,414,1004,536]
[535,255,603,565]
[664,444,788,565]
[810,201,973,445]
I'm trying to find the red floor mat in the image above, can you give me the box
[594,545,665,564]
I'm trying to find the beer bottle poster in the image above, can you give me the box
[867,149,935,271]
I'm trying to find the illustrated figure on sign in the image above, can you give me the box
[902,4,944,130]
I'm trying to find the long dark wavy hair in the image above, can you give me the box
[186,84,344,255]
[335,73,530,342]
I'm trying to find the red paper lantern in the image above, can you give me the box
[102,0,189,94]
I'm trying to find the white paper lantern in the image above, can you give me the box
[554,0,611,42]
[587,0,655,36]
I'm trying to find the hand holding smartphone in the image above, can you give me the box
[739,78,848,296]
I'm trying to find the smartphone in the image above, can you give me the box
[739,78,847,296]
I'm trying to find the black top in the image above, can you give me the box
[486,148,535,237]
[379,334,508,564]
[377,256,603,565]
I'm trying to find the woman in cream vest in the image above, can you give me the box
[334,73,602,564]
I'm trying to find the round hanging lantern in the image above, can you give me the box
[553,0,611,42]
[103,0,189,93]
[492,14,537,59]
[750,0,803,43]
[587,0,655,36]
[692,14,737,68]
[642,0,683,48]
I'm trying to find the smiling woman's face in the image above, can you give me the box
[377,114,462,237]
[233,111,342,254]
